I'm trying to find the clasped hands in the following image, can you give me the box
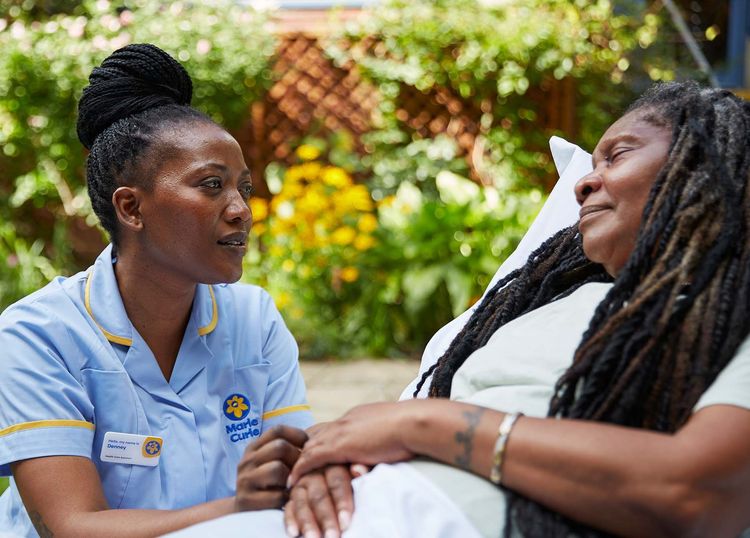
[234,402,415,538]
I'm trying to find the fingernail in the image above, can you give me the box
[303,531,320,538]
[338,510,351,530]
[285,524,299,538]
[350,464,368,477]
[324,530,339,538]
[286,476,293,489]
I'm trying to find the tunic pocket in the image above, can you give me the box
[80,368,144,509]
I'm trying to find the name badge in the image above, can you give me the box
[100,431,163,467]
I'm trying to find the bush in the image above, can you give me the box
[0,0,276,308]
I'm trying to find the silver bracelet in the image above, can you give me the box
[489,412,523,485]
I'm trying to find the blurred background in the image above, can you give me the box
[0,0,747,440]
[0,0,747,495]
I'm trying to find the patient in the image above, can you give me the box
[176,81,750,537]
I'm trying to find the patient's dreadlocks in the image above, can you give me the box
[416,81,750,537]
[77,43,213,245]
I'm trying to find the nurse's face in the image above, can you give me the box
[574,109,672,276]
[134,121,253,285]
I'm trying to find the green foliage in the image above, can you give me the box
[0,476,6,495]
[327,0,658,177]
[245,136,541,357]
[0,0,276,309]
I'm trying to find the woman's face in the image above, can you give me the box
[133,121,253,285]
[575,110,672,276]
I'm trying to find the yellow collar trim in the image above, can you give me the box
[84,270,218,344]
[197,285,218,336]
[84,270,133,346]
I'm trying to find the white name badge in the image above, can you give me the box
[100,431,163,467]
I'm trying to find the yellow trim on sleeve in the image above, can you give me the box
[84,270,133,347]
[197,285,218,336]
[0,419,95,438]
[262,404,312,420]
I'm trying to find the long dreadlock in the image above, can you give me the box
[416,81,750,537]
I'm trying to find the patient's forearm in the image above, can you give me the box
[400,400,750,537]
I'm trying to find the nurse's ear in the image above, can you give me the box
[112,186,144,232]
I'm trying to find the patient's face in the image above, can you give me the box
[574,110,672,276]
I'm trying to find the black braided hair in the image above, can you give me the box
[77,43,214,244]
[418,81,750,537]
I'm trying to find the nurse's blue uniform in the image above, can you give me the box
[0,245,313,537]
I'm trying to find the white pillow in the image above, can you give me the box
[400,136,593,399]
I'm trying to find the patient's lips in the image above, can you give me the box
[579,204,610,221]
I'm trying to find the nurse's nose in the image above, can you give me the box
[225,190,251,223]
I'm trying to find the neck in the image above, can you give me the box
[113,246,196,381]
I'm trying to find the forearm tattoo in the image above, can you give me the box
[454,407,485,470]
[29,511,54,538]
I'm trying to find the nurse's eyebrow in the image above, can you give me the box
[197,163,252,178]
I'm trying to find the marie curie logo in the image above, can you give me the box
[223,393,260,442]
[224,393,251,421]
[141,437,162,458]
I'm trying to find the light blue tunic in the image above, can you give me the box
[0,245,313,536]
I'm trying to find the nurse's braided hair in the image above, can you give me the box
[77,43,214,244]
[415,81,750,537]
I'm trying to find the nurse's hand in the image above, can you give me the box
[283,464,358,538]
[235,425,308,511]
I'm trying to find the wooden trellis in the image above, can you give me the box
[236,29,577,196]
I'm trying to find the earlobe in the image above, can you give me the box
[112,186,143,232]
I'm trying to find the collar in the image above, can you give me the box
[84,245,219,347]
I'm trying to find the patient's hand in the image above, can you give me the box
[284,465,354,538]
[289,402,415,484]
[235,425,308,511]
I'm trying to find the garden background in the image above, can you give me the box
[0,0,726,494]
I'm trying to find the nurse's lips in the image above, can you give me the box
[579,204,610,221]
[217,231,248,249]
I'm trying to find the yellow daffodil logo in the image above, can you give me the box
[141,437,162,458]
[224,393,251,421]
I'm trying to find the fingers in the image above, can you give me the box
[324,466,354,531]
[236,426,310,511]
[237,459,291,491]
[236,486,287,512]
[349,463,371,478]
[240,435,305,472]
[289,441,342,486]
[250,425,309,452]
[286,472,344,538]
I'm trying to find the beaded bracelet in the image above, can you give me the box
[489,412,523,485]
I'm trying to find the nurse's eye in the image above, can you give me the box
[239,183,254,199]
[201,177,222,189]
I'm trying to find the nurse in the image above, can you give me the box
[0,44,313,537]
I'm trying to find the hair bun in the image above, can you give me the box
[76,43,193,149]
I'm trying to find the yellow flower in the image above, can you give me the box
[269,245,285,257]
[299,162,322,180]
[275,291,291,309]
[251,222,267,236]
[296,144,321,161]
[340,266,359,283]
[354,235,376,251]
[322,166,352,188]
[282,259,295,272]
[297,189,329,216]
[225,395,249,419]
[331,226,357,245]
[250,198,268,221]
[357,213,378,233]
